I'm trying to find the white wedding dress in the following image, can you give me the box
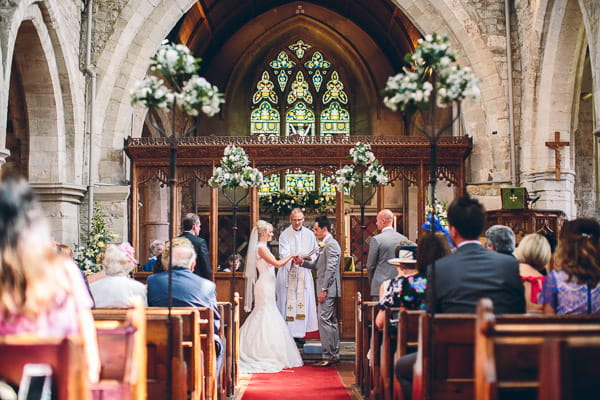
[239,242,303,373]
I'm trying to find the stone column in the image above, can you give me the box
[30,183,87,246]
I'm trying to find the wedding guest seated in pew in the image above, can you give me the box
[515,233,551,313]
[90,242,147,307]
[485,224,516,256]
[540,218,600,314]
[395,196,525,400]
[142,239,164,272]
[375,232,450,329]
[147,237,224,377]
[0,178,100,383]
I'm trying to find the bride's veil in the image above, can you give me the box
[244,226,259,312]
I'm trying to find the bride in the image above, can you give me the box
[239,220,304,373]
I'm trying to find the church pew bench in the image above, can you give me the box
[91,299,146,400]
[355,292,378,397]
[92,311,187,400]
[0,335,89,400]
[412,313,476,400]
[475,298,600,400]
[217,294,240,398]
[538,336,600,400]
[144,308,203,400]
[131,271,152,285]
[196,307,218,400]
[382,309,421,400]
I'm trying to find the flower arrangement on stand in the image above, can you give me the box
[74,204,115,274]
[210,145,263,302]
[382,32,479,232]
[335,142,387,281]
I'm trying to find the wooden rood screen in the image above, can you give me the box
[125,135,472,264]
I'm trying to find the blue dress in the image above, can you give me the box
[539,269,600,314]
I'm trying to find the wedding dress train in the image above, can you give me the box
[239,242,303,373]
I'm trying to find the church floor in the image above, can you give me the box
[233,341,363,399]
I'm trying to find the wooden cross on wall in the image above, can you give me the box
[545,131,570,180]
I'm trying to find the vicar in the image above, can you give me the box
[276,208,319,343]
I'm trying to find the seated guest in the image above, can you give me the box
[375,232,450,329]
[395,196,525,400]
[142,239,164,272]
[56,242,95,308]
[540,218,600,314]
[514,233,551,313]
[90,242,147,307]
[485,224,516,256]
[0,178,100,383]
[219,253,243,272]
[147,237,224,376]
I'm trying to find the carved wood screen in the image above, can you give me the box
[125,135,472,271]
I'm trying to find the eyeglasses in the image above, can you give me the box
[291,219,304,222]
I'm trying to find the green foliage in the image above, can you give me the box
[259,188,336,217]
[73,204,115,274]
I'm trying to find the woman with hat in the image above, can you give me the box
[375,231,450,328]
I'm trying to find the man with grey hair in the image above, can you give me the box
[485,224,516,256]
[179,213,212,280]
[147,237,224,377]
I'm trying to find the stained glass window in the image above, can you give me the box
[259,174,280,194]
[250,40,351,194]
[251,102,280,135]
[285,169,315,192]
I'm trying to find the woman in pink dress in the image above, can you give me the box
[514,233,551,313]
[0,178,100,383]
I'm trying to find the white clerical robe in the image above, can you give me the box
[276,225,319,337]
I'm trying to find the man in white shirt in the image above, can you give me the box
[276,208,319,342]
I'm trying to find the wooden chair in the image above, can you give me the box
[474,298,600,400]
[0,335,89,400]
[538,336,600,400]
[91,299,146,400]
[131,271,152,285]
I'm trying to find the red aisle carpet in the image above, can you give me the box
[241,365,351,400]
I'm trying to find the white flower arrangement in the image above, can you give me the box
[383,33,479,114]
[209,145,264,189]
[334,142,388,190]
[131,41,224,118]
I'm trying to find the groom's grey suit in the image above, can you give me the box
[302,234,341,361]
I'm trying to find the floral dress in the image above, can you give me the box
[539,269,600,314]
[378,272,428,316]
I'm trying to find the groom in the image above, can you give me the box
[295,215,341,367]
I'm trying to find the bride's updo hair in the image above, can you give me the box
[256,220,273,237]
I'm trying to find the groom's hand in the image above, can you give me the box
[292,255,303,264]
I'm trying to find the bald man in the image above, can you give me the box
[366,209,408,299]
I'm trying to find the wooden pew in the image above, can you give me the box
[93,311,187,400]
[412,313,476,400]
[132,271,152,285]
[218,292,239,398]
[91,299,146,400]
[538,336,600,400]
[0,335,89,400]
[382,309,421,400]
[355,291,378,397]
[196,307,217,400]
[474,298,600,400]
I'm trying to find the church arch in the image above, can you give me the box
[521,0,586,217]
